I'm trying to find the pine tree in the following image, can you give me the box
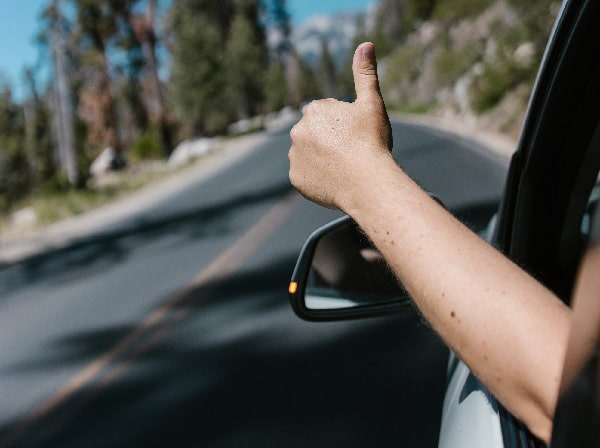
[267,0,291,60]
[170,0,235,136]
[72,0,137,165]
[127,0,173,156]
[22,68,55,187]
[0,84,29,210]
[265,61,288,112]
[224,0,267,120]
[295,54,322,103]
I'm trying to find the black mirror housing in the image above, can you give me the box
[288,215,415,321]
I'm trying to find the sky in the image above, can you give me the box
[0,0,373,101]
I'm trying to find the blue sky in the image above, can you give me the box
[0,0,373,101]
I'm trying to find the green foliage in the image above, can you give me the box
[129,127,163,161]
[265,62,289,112]
[170,0,269,136]
[297,60,322,103]
[470,60,517,113]
[434,42,481,86]
[370,0,438,56]
[0,86,30,211]
[432,0,495,21]
[382,44,424,90]
[224,1,267,118]
[389,101,436,114]
[469,17,540,114]
[170,0,232,136]
[33,185,118,224]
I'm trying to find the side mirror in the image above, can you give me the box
[288,215,414,321]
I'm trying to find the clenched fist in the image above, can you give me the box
[288,42,394,211]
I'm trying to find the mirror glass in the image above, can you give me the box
[305,221,409,310]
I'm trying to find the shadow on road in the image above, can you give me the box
[1,251,448,448]
[0,181,294,296]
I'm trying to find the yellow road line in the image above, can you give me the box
[0,191,300,448]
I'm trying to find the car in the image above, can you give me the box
[288,0,600,446]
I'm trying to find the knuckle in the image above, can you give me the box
[303,101,315,115]
[289,123,301,141]
[289,169,299,188]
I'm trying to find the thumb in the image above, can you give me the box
[352,42,383,103]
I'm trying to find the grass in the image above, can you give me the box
[434,42,482,86]
[388,101,437,115]
[0,163,175,235]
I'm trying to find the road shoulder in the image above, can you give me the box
[391,112,516,165]
[0,132,270,265]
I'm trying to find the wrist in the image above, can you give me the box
[337,150,407,218]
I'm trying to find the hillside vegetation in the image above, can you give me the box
[373,0,560,138]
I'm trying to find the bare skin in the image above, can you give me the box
[561,244,600,391]
[288,42,571,443]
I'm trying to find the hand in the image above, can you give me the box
[288,42,393,210]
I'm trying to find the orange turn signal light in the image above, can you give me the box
[288,282,298,294]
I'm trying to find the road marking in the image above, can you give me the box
[0,191,300,448]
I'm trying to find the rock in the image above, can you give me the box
[265,107,299,133]
[513,42,536,68]
[227,116,263,135]
[10,207,37,228]
[168,137,219,167]
[90,147,126,177]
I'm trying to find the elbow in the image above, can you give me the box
[524,410,553,445]
[510,384,557,445]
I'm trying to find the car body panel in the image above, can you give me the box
[439,354,504,448]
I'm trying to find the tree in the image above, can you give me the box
[266,0,291,61]
[22,68,54,187]
[295,53,322,103]
[265,61,288,112]
[127,0,173,156]
[47,0,78,186]
[72,0,136,165]
[224,0,267,119]
[0,83,29,210]
[170,0,235,136]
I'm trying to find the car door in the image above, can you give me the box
[439,0,600,446]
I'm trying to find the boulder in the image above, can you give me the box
[90,147,126,177]
[168,137,219,167]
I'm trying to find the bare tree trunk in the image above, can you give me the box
[50,0,78,186]
[131,0,172,156]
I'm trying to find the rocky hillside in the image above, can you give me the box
[377,0,561,139]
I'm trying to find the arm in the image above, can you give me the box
[288,42,570,443]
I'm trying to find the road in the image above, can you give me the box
[0,119,508,448]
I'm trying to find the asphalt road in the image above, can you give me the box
[0,119,508,448]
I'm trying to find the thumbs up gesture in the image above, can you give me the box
[289,42,394,211]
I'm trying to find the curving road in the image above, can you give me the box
[0,119,508,447]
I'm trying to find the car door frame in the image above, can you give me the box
[473,0,600,446]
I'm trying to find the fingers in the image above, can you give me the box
[352,42,383,104]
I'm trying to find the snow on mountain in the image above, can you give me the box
[291,12,360,66]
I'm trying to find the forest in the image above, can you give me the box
[0,0,559,222]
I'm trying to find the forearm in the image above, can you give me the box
[342,153,571,442]
[561,245,600,391]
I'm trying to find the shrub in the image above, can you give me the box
[433,0,495,22]
[129,128,163,161]
[434,43,482,86]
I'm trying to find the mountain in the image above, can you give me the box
[291,12,360,67]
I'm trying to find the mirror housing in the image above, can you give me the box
[289,215,414,321]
